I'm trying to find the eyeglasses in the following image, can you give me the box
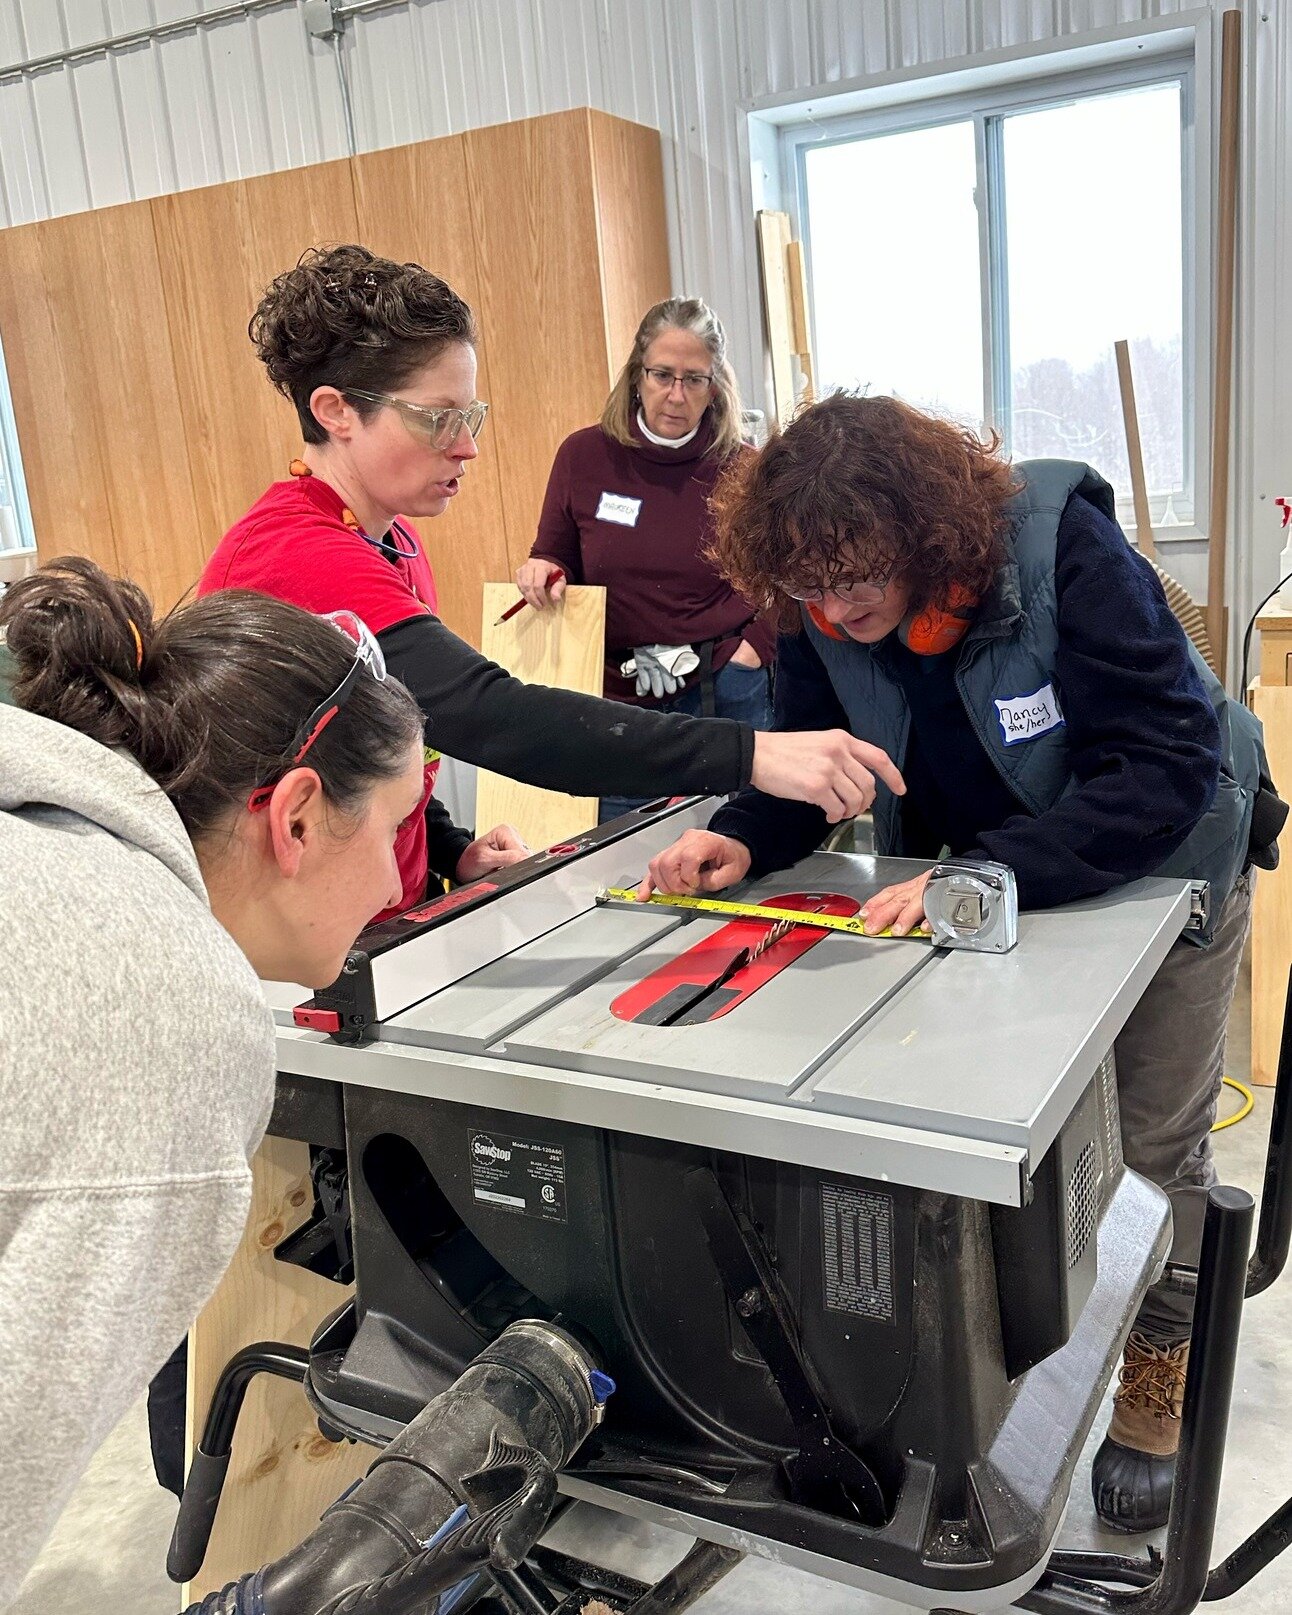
[343,389,490,450]
[247,611,387,813]
[782,575,890,606]
[640,367,714,395]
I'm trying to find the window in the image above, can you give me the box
[0,334,34,553]
[789,58,1194,532]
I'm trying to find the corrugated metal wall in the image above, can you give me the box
[0,0,1288,642]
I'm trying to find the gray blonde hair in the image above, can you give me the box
[601,297,744,459]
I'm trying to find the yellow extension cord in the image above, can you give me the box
[1213,1075,1255,1132]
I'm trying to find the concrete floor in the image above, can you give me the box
[13,974,1292,1614]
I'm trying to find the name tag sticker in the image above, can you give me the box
[596,491,642,527]
[995,683,1065,746]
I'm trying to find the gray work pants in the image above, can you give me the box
[1113,870,1253,1341]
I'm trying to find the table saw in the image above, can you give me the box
[234,796,1269,1613]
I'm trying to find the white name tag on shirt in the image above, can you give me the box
[596,491,642,527]
[995,683,1065,746]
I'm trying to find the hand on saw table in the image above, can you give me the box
[750,730,904,822]
[455,822,530,882]
[860,869,933,937]
[638,830,752,899]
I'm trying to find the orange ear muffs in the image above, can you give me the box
[899,584,978,655]
[805,601,848,642]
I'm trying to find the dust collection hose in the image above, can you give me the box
[179,1319,611,1615]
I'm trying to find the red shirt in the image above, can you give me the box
[199,471,439,914]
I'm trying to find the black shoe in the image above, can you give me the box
[1091,1433,1176,1532]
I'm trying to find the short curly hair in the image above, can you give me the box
[250,244,478,444]
[707,393,1019,627]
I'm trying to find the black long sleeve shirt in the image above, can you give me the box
[379,614,755,878]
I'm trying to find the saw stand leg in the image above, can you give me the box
[484,1537,744,1613]
[1018,1186,1254,1614]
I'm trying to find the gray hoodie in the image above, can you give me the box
[0,702,276,1606]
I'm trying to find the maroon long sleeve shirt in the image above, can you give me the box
[529,416,777,704]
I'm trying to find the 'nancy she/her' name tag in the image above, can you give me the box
[596,491,642,526]
[995,683,1065,745]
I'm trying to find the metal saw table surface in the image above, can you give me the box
[274,850,1191,1206]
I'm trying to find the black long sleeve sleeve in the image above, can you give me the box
[378,613,754,799]
[423,792,473,883]
[709,628,841,875]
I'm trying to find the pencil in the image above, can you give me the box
[493,596,529,627]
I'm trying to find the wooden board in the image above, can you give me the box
[786,237,815,403]
[1250,681,1292,1087]
[464,111,612,573]
[153,157,361,563]
[1114,339,1157,562]
[352,135,509,644]
[184,1135,371,1602]
[757,209,796,427]
[475,582,606,851]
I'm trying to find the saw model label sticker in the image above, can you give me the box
[821,1182,895,1324]
[469,1130,567,1224]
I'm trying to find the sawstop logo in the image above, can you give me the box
[472,1136,512,1165]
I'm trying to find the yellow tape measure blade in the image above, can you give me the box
[597,887,926,943]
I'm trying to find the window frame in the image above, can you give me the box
[780,50,1201,539]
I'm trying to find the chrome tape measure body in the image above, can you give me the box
[598,860,1018,955]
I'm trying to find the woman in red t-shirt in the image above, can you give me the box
[200,246,904,915]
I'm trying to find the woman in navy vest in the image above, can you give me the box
[642,392,1278,1534]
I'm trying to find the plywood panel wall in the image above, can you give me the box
[0,110,669,637]
[464,109,613,573]
[587,108,673,378]
[0,201,203,608]
[153,157,361,556]
[352,135,509,642]
[0,218,117,574]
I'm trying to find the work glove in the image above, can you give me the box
[619,643,700,699]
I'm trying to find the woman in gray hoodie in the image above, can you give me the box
[0,557,426,1606]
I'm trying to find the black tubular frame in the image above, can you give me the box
[1030,964,1292,1613]
[167,1343,309,1583]
[1018,1186,1254,1615]
[1161,963,1292,1304]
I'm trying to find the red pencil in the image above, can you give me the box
[494,567,564,626]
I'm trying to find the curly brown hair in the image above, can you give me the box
[707,393,1020,627]
[250,244,477,444]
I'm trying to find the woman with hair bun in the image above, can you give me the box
[200,246,903,916]
[0,558,426,1601]
[518,298,775,822]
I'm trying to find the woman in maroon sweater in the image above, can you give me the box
[517,298,774,820]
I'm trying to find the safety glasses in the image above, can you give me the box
[247,611,387,813]
[343,388,490,451]
[782,575,890,606]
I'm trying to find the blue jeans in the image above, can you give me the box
[599,658,773,824]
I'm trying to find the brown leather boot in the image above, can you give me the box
[1091,1332,1189,1532]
